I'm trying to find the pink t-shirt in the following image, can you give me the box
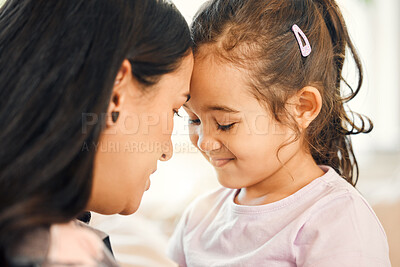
[167,166,390,267]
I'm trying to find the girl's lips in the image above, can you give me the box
[210,158,234,168]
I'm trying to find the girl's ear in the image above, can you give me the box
[105,59,132,127]
[289,86,322,129]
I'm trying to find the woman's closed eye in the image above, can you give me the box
[173,109,182,117]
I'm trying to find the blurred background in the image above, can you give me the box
[1,0,398,266]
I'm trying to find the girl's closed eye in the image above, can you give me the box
[188,118,200,125]
[188,117,237,131]
[217,122,236,131]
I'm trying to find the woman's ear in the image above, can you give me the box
[105,59,132,127]
[289,86,322,129]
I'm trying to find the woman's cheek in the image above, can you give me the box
[161,114,174,143]
[166,112,175,136]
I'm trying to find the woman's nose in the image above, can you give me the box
[159,139,173,161]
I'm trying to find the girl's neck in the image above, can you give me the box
[234,149,325,206]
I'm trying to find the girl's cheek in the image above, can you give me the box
[189,132,199,149]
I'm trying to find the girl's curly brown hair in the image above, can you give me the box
[191,0,373,185]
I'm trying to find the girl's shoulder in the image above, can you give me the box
[10,220,118,266]
[183,167,384,231]
[312,166,379,214]
[300,166,384,226]
[294,166,390,266]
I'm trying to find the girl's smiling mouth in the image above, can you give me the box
[209,157,235,168]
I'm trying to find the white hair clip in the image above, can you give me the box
[291,24,312,57]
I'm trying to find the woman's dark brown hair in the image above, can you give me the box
[191,0,372,185]
[0,0,191,265]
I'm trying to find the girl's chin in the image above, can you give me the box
[216,175,244,190]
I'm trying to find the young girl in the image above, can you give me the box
[167,0,391,266]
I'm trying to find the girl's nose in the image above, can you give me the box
[197,130,222,152]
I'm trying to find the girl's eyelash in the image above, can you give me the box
[217,123,236,131]
[187,119,236,132]
[188,118,200,124]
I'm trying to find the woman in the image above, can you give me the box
[0,0,193,265]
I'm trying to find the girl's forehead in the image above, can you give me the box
[187,59,260,113]
[191,58,252,97]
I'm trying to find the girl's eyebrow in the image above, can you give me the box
[182,103,240,114]
[205,105,240,113]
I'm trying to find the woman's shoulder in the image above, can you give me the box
[10,220,118,266]
[47,221,115,265]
